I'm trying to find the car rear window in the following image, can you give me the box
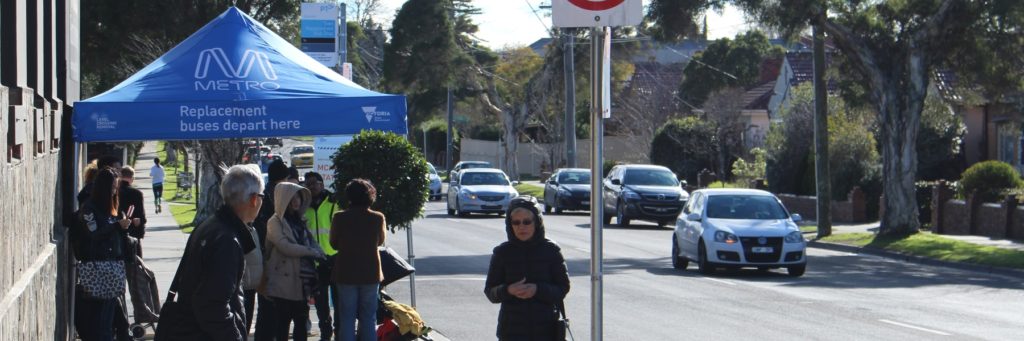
[463,162,491,169]
[706,195,789,219]
[293,146,313,154]
[623,169,678,186]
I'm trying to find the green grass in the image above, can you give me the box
[514,183,544,200]
[800,225,818,234]
[156,141,198,232]
[820,232,1024,269]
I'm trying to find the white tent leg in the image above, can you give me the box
[406,226,416,308]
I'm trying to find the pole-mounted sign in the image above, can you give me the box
[552,0,643,27]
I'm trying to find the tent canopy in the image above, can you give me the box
[74,7,406,142]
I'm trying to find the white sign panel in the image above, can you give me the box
[552,0,643,28]
[301,3,339,67]
[313,135,353,189]
[602,27,612,118]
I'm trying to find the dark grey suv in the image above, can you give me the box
[602,164,689,227]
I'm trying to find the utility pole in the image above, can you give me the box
[446,86,453,172]
[564,28,577,168]
[813,25,832,238]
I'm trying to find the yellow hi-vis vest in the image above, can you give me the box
[305,195,338,255]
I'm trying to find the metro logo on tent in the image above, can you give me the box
[194,48,280,91]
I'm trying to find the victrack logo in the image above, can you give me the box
[194,48,281,91]
[362,106,392,123]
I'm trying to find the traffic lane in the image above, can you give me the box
[541,212,1019,340]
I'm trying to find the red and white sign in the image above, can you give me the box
[552,0,642,28]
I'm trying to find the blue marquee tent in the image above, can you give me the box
[73,7,406,142]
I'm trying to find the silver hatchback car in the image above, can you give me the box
[446,168,518,217]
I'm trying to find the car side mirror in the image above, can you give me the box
[686,212,701,221]
[790,213,802,223]
[611,179,621,185]
[548,180,558,185]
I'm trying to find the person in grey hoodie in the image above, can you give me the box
[263,182,326,341]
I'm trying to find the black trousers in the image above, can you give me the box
[313,283,339,340]
[272,297,309,341]
[254,294,276,341]
[244,289,256,335]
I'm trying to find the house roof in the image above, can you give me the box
[743,81,776,110]
[784,51,838,93]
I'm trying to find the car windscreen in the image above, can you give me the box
[623,169,678,186]
[292,146,313,154]
[461,172,509,186]
[558,171,591,184]
[463,162,491,169]
[705,195,789,219]
[427,164,437,175]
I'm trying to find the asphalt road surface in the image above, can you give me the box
[376,201,1024,341]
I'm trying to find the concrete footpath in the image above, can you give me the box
[128,141,448,340]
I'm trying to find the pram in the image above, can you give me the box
[125,237,161,340]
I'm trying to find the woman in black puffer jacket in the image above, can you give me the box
[485,196,570,340]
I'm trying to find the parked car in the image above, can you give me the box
[427,162,443,201]
[447,168,518,217]
[602,164,689,227]
[448,161,492,182]
[264,137,283,146]
[290,144,314,167]
[543,168,591,214]
[672,188,806,276]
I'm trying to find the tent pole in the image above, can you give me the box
[406,225,416,308]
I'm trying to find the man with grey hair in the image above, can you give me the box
[155,164,264,341]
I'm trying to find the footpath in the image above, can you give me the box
[129,141,448,340]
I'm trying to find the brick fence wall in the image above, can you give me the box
[931,181,1024,239]
[776,187,868,223]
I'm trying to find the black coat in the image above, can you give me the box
[485,207,570,340]
[155,205,255,341]
[74,203,126,262]
[119,181,147,239]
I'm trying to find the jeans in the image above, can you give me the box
[314,284,339,340]
[253,294,276,341]
[75,295,117,341]
[272,298,309,341]
[335,283,378,341]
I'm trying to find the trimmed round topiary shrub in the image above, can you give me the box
[332,130,431,231]
[959,160,1023,202]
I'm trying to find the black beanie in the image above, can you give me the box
[268,159,289,183]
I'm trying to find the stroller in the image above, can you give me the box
[125,237,161,340]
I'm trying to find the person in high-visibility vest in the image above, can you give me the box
[304,171,340,340]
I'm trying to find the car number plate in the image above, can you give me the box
[581,201,589,205]
[751,246,773,253]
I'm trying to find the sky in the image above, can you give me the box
[370,0,750,50]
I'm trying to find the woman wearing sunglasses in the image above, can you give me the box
[484,196,571,340]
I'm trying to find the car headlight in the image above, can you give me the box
[713,231,738,244]
[678,194,689,202]
[461,191,477,200]
[623,190,641,201]
[785,231,804,243]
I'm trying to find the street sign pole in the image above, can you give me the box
[589,26,605,341]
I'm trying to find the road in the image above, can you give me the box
[374,201,1024,340]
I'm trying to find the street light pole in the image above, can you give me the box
[564,28,577,168]
[446,86,453,172]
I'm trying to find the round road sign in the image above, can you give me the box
[567,0,625,11]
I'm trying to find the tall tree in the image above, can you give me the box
[678,31,783,109]
[649,0,1024,235]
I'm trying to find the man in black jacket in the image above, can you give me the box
[155,164,264,341]
[119,166,147,240]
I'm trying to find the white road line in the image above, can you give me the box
[878,319,952,336]
[701,277,737,286]
[447,218,465,223]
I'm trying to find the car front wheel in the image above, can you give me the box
[544,202,552,214]
[697,240,715,275]
[787,264,806,277]
[616,201,630,227]
[671,238,688,270]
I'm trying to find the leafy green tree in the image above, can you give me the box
[651,117,718,184]
[917,92,965,181]
[649,0,1024,235]
[331,130,431,231]
[418,118,460,166]
[678,31,784,109]
[766,84,815,195]
[732,148,767,185]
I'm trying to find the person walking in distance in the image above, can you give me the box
[484,196,570,341]
[154,164,264,340]
[304,172,339,341]
[330,179,386,341]
[263,181,327,341]
[149,158,165,214]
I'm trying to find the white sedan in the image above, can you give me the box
[672,188,807,276]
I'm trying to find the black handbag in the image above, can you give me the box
[379,246,415,286]
[556,301,573,341]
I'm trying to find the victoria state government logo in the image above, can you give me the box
[362,107,392,123]
[193,48,281,91]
